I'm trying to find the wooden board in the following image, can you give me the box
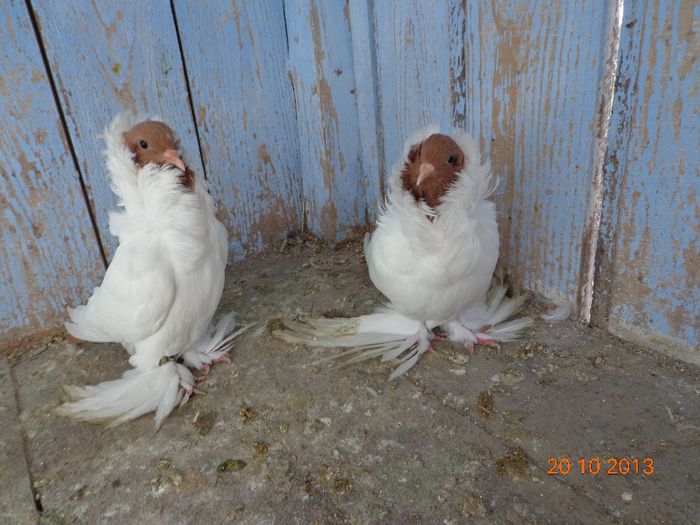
[348,0,383,221]
[595,0,699,360]
[0,0,103,346]
[172,0,302,258]
[373,0,464,173]
[31,0,204,260]
[285,0,368,241]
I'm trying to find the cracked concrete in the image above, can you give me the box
[3,237,699,524]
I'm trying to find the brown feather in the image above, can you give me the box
[180,167,195,191]
[122,120,194,191]
[400,133,465,209]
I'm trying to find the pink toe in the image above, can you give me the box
[476,337,500,349]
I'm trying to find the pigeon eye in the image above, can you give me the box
[139,140,148,149]
[447,155,457,166]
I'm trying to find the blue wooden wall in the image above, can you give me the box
[594,0,699,360]
[0,0,103,348]
[173,0,302,258]
[1,0,697,362]
[32,0,204,260]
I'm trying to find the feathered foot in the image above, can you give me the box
[475,335,500,349]
[417,323,437,354]
[200,355,232,374]
[181,313,251,372]
[442,320,498,352]
[444,286,533,352]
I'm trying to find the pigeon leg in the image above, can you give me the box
[417,323,437,354]
[197,353,230,377]
[441,320,501,351]
[179,386,204,398]
[183,351,231,375]
[442,320,477,352]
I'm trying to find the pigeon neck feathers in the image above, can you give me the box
[104,113,213,247]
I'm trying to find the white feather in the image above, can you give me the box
[276,126,531,378]
[56,362,197,430]
[58,112,239,428]
[540,302,572,322]
[365,126,499,324]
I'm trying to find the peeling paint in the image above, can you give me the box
[33,0,206,259]
[286,0,365,241]
[1,1,103,348]
[596,0,699,357]
[174,0,301,259]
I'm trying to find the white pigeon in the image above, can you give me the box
[276,125,532,379]
[57,113,248,428]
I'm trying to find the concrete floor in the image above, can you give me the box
[2,237,699,524]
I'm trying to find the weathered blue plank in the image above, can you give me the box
[285,0,366,241]
[462,1,611,303]
[599,0,699,360]
[502,0,610,302]
[348,0,383,220]
[31,0,203,260]
[172,0,302,258]
[0,0,103,346]
[373,0,461,178]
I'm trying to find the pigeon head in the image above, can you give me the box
[401,133,465,208]
[122,120,186,173]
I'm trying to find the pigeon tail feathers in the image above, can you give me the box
[274,308,432,379]
[58,312,250,428]
[56,361,194,430]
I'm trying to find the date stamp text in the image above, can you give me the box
[547,457,654,476]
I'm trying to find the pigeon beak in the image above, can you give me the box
[163,149,186,172]
[416,163,435,187]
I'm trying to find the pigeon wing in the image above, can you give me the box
[66,237,176,343]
